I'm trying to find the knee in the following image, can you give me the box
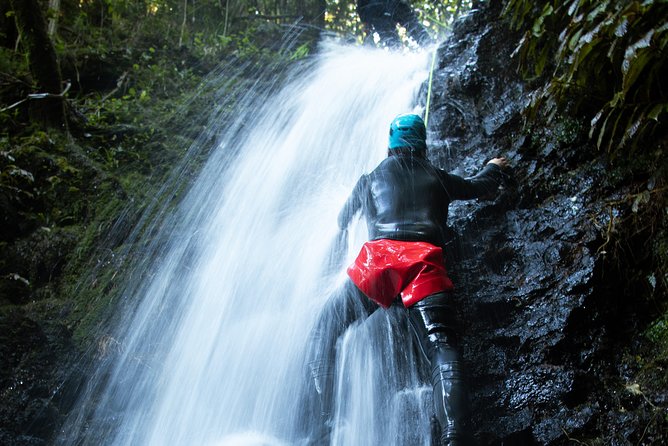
[430,340,460,366]
[409,293,461,350]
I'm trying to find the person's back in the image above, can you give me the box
[358,154,452,246]
[340,150,503,248]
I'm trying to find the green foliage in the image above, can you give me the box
[325,0,473,44]
[419,0,473,35]
[503,0,668,156]
[289,42,311,60]
[647,312,668,346]
[645,296,668,365]
[0,132,89,235]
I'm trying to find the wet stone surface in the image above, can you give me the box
[425,2,667,445]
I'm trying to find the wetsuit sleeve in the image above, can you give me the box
[443,163,504,201]
[337,175,367,230]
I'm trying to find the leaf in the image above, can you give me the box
[625,383,642,395]
[607,37,620,60]
[594,109,612,149]
[532,3,554,37]
[9,167,34,182]
[535,44,551,76]
[614,17,629,37]
[586,0,611,22]
[289,43,310,61]
[622,48,653,96]
[501,0,526,29]
[647,103,667,121]
[620,105,643,146]
[607,109,626,152]
[567,0,581,17]
[607,91,625,109]
[510,32,528,59]
[567,28,584,51]
[623,29,655,75]
[569,37,602,79]
[655,22,668,49]
[590,109,605,132]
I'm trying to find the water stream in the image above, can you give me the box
[60,40,434,446]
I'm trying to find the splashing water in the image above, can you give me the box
[60,41,434,446]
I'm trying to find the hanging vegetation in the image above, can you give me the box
[503,0,668,155]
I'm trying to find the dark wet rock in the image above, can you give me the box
[424,1,667,445]
[0,307,75,445]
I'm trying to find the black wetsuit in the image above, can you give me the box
[307,153,504,446]
[356,0,431,46]
[338,153,503,246]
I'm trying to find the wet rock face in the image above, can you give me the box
[427,3,666,445]
[0,308,73,446]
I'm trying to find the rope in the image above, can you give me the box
[0,81,71,113]
[423,47,438,128]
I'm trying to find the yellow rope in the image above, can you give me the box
[424,47,438,127]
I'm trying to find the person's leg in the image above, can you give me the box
[408,292,469,446]
[306,280,377,436]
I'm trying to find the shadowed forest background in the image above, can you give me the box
[1,0,667,444]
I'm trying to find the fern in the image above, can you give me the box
[503,0,668,155]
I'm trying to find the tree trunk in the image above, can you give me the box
[222,0,229,37]
[179,0,188,47]
[47,0,61,37]
[0,0,18,48]
[10,0,66,129]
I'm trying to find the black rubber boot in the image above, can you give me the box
[432,360,466,446]
[408,292,470,446]
[306,326,335,445]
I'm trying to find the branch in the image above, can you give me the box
[0,81,71,113]
[179,0,188,47]
[236,14,302,20]
[101,71,129,102]
[0,71,32,88]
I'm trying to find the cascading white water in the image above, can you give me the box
[61,40,435,446]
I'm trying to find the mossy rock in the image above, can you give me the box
[1,227,77,304]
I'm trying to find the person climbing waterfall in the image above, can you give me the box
[357,0,432,47]
[307,113,509,446]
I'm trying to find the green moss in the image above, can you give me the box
[646,312,668,358]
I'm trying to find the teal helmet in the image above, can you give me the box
[388,113,426,151]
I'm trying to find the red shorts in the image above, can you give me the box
[346,239,454,308]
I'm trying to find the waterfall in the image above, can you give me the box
[59,40,433,446]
